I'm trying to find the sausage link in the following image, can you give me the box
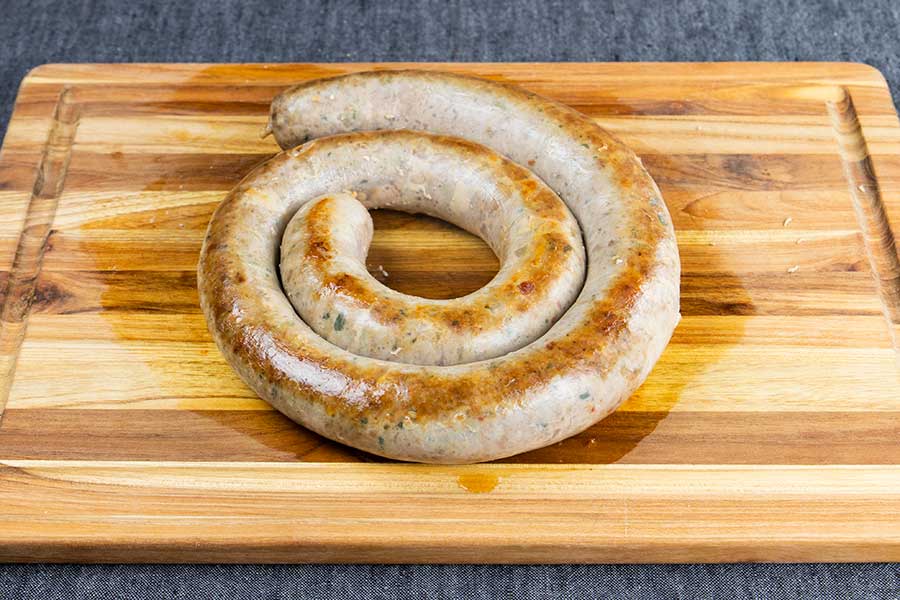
[198,70,680,463]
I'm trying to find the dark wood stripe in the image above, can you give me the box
[0,152,274,192]
[514,411,900,464]
[30,271,201,315]
[645,153,864,191]
[679,272,881,316]
[3,151,893,194]
[0,409,896,464]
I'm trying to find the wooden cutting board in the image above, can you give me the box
[0,62,898,563]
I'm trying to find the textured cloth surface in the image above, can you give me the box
[1,563,898,599]
[1,0,899,598]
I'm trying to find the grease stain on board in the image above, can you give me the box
[456,473,500,493]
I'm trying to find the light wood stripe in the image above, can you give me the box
[1,460,897,562]
[6,340,896,411]
[1,189,865,231]
[31,227,868,275]
[4,114,900,155]
[22,313,895,349]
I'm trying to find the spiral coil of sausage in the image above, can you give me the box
[198,71,680,463]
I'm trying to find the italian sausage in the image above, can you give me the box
[279,131,586,366]
[198,70,680,463]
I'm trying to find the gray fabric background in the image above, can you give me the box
[0,563,898,599]
[1,0,899,598]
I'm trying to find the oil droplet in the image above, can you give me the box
[456,473,499,494]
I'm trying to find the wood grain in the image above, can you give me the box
[0,62,898,563]
[827,89,900,349]
[1,409,897,465]
[0,462,897,563]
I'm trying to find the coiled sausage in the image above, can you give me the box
[198,70,680,463]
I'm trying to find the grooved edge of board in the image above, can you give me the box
[827,87,900,353]
[0,88,78,418]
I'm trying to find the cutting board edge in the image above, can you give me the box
[1,461,899,563]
